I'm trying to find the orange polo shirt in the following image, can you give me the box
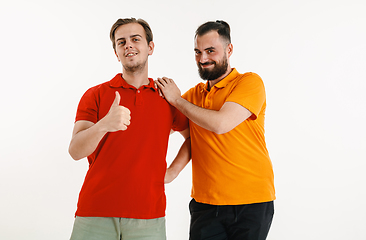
[182,68,275,205]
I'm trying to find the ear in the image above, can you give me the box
[227,43,233,58]
[148,41,155,56]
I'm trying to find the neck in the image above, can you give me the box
[122,66,150,89]
[207,67,233,91]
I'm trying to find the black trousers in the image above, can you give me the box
[189,199,274,240]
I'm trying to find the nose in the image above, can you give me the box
[125,40,133,49]
[198,52,208,64]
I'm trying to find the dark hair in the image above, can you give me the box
[110,18,153,51]
[195,20,231,44]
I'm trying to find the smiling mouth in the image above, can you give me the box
[125,52,137,57]
[200,62,215,68]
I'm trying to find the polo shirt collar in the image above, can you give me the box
[109,73,157,91]
[210,68,238,90]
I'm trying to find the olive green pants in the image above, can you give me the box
[70,216,166,240]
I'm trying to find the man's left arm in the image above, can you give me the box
[156,77,252,134]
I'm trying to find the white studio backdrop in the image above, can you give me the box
[1,0,365,239]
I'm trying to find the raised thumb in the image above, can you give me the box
[112,91,121,106]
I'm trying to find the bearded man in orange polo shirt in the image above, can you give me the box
[157,20,275,240]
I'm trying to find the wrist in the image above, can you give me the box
[171,96,183,108]
[95,118,110,134]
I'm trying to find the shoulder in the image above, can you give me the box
[234,72,265,89]
[227,71,266,99]
[82,77,116,98]
[89,79,114,92]
[183,82,206,98]
[190,82,206,92]
[239,72,263,82]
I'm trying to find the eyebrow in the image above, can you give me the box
[194,47,215,52]
[116,34,143,42]
[130,34,143,39]
[205,47,215,51]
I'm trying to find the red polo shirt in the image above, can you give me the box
[74,74,188,219]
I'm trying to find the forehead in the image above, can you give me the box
[114,23,146,40]
[195,31,224,49]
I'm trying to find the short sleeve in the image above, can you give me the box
[75,86,99,123]
[226,73,266,120]
[171,107,189,132]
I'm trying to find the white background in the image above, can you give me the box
[1,0,365,239]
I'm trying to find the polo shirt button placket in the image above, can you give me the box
[136,89,143,106]
[205,93,211,109]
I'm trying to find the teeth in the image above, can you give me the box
[126,53,135,57]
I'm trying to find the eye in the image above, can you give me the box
[133,38,140,42]
[118,41,125,46]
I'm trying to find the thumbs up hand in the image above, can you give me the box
[101,91,131,132]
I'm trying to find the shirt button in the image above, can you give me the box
[137,90,140,93]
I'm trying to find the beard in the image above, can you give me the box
[198,56,228,81]
[123,56,148,74]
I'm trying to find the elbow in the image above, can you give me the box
[212,118,239,134]
[212,124,230,135]
[70,154,83,161]
[69,151,81,161]
[213,129,229,135]
[68,146,83,161]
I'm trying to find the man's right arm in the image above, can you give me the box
[68,91,131,160]
[69,120,108,160]
[156,78,252,134]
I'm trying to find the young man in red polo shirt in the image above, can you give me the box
[68,18,189,240]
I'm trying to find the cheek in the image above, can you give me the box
[195,55,201,63]
[212,56,222,64]
[116,51,124,61]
